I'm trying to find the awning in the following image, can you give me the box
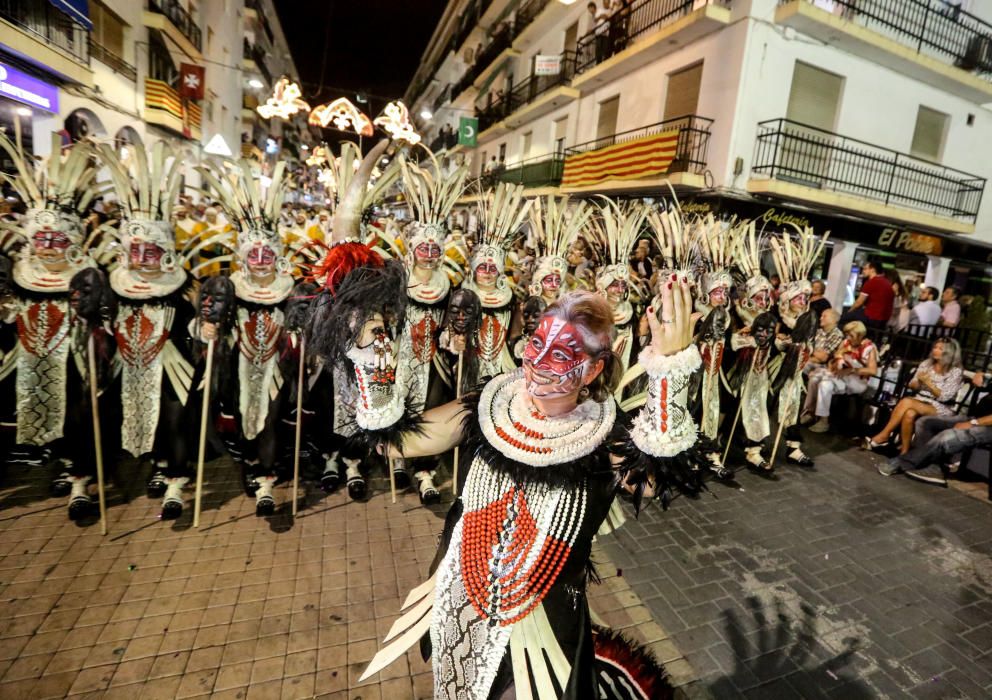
[49,0,91,31]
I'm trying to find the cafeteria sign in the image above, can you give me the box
[0,62,58,113]
[534,55,562,76]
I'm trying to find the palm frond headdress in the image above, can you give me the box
[587,198,649,294]
[471,182,531,279]
[529,194,591,295]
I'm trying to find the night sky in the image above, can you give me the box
[273,0,449,115]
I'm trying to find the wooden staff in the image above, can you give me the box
[388,457,397,504]
[87,333,107,536]
[452,350,464,496]
[722,349,759,465]
[292,334,305,516]
[193,338,215,528]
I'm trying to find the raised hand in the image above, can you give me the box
[646,274,698,357]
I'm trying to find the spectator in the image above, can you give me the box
[865,338,965,453]
[888,275,910,332]
[630,245,653,281]
[905,276,920,308]
[940,286,962,328]
[809,279,831,318]
[769,273,782,304]
[844,259,894,330]
[806,308,844,375]
[909,286,941,327]
[802,321,878,433]
[878,372,989,484]
[594,2,611,61]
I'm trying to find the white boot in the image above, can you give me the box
[161,477,189,520]
[344,458,366,499]
[415,470,440,505]
[786,440,814,467]
[67,475,92,521]
[320,451,340,493]
[745,446,770,472]
[254,475,277,516]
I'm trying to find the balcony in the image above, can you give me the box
[0,0,92,86]
[749,118,985,234]
[572,0,731,92]
[144,77,202,140]
[89,40,136,82]
[448,24,518,105]
[776,0,992,103]
[510,0,560,50]
[144,0,203,60]
[483,154,565,190]
[242,39,273,86]
[477,53,579,140]
[560,115,712,193]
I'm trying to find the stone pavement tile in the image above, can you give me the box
[111,657,156,687]
[67,663,116,694]
[138,674,184,699]
[281,672,316,700]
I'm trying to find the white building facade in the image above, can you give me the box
[0,0,302,182]
[408,0,992,305]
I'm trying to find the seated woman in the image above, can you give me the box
[864,337,964,453]
[801,321,878,433]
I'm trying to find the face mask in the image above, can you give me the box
[522,316,590,399]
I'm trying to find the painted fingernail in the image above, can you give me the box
[667,282,673,289]
[670,273,677,281]
[682,276,688,283]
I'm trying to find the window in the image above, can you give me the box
[910,106,949,161]
[786,62,844,131]
[553,117,568,154]
[498,143,507,163]
[564,22,579,55]
[90,1,126,57]
[663,62,703,121]
[521,131,532,160]
[207,27,214,53]
[596,95,620,142]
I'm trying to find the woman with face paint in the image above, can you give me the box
[350,280,705,699]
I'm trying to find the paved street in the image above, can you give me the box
[602,434,992,699]
[0,435,989,699]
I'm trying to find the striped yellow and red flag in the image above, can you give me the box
[562,129,681,188]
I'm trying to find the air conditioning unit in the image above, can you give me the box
[957,34,992,72]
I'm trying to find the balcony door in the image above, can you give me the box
[782,61,845,190]
[596,95,620,146]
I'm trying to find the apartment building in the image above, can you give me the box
[407,0,992,306]
[0,0,303,181]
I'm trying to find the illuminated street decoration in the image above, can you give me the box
[308,97,374,136]
[306,144,331,167]
[373,101,421,145]
[256,77,310,119]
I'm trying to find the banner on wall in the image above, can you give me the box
[534,55,562,76]
[179,63,205,100]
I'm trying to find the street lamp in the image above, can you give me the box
[248,78,264,89]
[419,109,433,120]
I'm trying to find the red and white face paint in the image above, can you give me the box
[789,292,808,311]
[708,285,729,308]
[129,241,165,270]
[33,229,72,262]
[523,316,590,399]
[474,261,498,286]
[246,244,276,274]
[751,289,770,310]
[606,278,627,301]
[541,274,561,294]
[413,241,441,270]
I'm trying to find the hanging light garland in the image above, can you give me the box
[373,101,421,145]
[308,97,374,136]
[256,77,311,120]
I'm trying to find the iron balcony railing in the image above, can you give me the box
[0,0,89,65]
[89,40,137,82]
[752,118,986,222]
[148,0,202,51]
[476,52,577,132]
[510,0,553,42]
[565,114,714,174]
[574,0,718,73]
[482,154,566,188]
[781,0,992,77]
[450,24,513,101]
[243,39,272,86]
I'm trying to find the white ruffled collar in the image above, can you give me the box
[13,257,93,294]
[110,266,186,300]
[231,270,294,305]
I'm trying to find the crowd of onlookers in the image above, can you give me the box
[798,258,992,491]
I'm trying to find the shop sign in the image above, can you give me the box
[877,227,943,255]
[756,206,812,231]
[0,62,58,113]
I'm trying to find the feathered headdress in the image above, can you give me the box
[770,224,829,326]
[195,158,291,276]
[471,182,531,280]
[694,214,734,315]
[399,152,468,253]
[529,194,591,295]
[730,219,771,325]
[587,198,649,295]
[96,139,188,273]
[0,133,100,260]
[643,201,700,275]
